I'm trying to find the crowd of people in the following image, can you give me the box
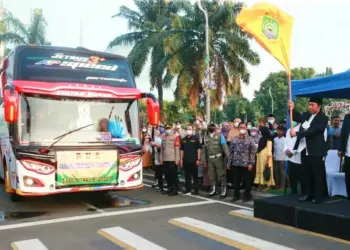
[141,98,350,203]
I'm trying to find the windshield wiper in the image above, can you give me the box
[39,123,93,154]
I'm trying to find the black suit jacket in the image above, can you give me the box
[292,110,329,157]
[339,114,350,154]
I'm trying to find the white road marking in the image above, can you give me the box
[11,239,48,250]
[170,217,296,250]
[231,209,254,217]
[0,200,215,231]
[82,203,105,213]
[143,183,254,210]
[99,226,167,250]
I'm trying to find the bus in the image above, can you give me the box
[0,45,159,201]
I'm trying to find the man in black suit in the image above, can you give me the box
[338,113,350,200]
[289,98,328,204]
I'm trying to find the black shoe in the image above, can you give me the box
[182,189,191,194]
[219,186,227,199]
[169,190,178,196]
[312,199,322,204]
[298,196,312,202]
[242,197,251,203]
[231,197,239,202]
[207,186,216,197]
[162,189,170,194]
[151,180,159,188]
[191,191,199,196]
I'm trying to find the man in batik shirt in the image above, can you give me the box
[227,122,256,202]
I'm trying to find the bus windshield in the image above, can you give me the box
[18,96,140,146]
[15,47,135,88]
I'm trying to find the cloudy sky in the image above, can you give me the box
[4,0,350,101]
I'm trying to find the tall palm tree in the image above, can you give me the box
[164,1,260,108]
[0,8,50,45]
[108,0,191,121]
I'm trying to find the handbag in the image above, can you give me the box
[263,164,271,181]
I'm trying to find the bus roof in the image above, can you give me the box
[12,45,127,61]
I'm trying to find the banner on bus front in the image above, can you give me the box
[56,150,118,187]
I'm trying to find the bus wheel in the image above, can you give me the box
[4,165,22,202]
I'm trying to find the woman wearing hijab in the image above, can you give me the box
[254,126,275,191]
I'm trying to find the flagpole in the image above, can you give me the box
[197,0,211,124]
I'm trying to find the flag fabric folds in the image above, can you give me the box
[236,2,293,73]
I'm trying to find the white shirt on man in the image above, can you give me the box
[273,136,286,161]
[285,124,306,164]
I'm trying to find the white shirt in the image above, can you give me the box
[285,124,305,164]
[273,136,286,161]
[346,136,350,157]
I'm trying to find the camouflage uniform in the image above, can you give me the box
[203,123,229,198]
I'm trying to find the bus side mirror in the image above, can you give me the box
[146,98,160,126]
[4,87,19,123]
[1,57,8,98]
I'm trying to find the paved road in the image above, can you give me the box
[1,178,350,249]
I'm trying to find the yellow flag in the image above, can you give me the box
[236,2,293,73]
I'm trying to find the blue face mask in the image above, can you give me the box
[159,129,164,133]
[165,130,172,135]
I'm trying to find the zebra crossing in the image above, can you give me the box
[10,210,296,250]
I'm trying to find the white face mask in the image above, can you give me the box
[187,130,193,135]
[268,119,274,124]
[251,131,257,136]
[176,124,181,129]
[234,122,239,128]
[239,129,246,135]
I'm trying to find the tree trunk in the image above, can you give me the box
[156,77,164,123]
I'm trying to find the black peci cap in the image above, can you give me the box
[309,97,323,105]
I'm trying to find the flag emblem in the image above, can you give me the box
[262,16,279,39]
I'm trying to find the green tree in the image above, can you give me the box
[223,94,261,123]
[253,67,334,122]
[164,1,260,109]
[0,9,50,45]
[109,0,191,121]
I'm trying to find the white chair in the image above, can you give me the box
[325,150,341,195]
[331,173,348,197]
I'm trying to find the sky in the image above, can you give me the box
[3,0,350,101]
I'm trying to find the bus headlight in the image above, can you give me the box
[20,160,55,175]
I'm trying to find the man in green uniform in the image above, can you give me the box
[203,122,229,198]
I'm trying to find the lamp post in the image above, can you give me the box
[197,0,211,124]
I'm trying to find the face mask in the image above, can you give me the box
[187,130,193,135]
[208,128,215,133]
[159,129,164,133]
[268,119,274,124]
[239,129,246,135]
[176,124,181,129]
[292,121,297,127]
[251,131,257,136]
[142,129,147,133]
[165,130,171,135]
[273,130,277,134]
[247,125,252,130]
[234,122,239,128]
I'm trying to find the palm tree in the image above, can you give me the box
[164,1,260,108]
[0,8,50,45]
[108,0,191,121]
